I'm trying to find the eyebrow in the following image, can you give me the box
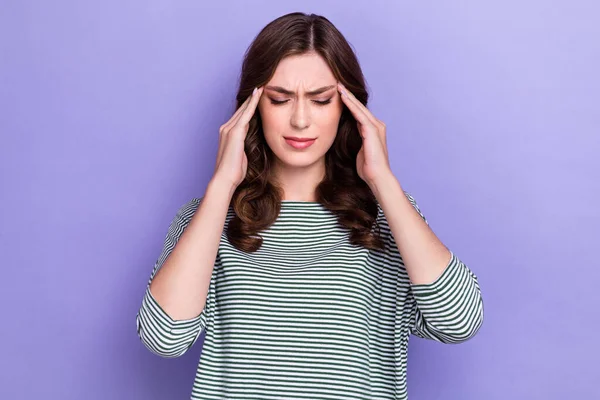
[264,84,336,96]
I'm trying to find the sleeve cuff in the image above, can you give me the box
[410,251,461,296]
[141,286,205,330]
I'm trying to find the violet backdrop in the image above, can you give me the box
[1,1,598,399]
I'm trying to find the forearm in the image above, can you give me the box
[370,173,451,285]
[149,178,235,320]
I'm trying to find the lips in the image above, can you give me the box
[283,137,316,142]
[284,137,317,149]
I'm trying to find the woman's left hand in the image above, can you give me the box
[337,82,393,189]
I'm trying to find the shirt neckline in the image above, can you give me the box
[280,200,325,208]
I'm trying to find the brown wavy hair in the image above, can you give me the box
[226,12,385,253]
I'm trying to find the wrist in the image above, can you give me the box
[369,171,400,198]
[207,176,237,200]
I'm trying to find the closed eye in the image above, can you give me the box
[269,98,332,106]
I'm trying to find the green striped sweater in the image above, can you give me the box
[136,192,484,399]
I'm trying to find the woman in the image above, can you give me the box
[136,11,484,400]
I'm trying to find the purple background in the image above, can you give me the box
[1,1,598,399]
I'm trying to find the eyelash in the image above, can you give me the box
[269,99,332,106]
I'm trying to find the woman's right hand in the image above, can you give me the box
[212,86,264,189]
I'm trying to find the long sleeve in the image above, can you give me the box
[135,198,210,358]
[384,192,484,344]
[409,250,484,343]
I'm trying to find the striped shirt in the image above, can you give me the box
[136,192,484,399]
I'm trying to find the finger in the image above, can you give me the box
[338,86,375,130]
[338,83,375,122]
[219,99,248,159]
[217,89,258,164]
[222,93,253,133]
[236,86,263,127]
[338,83,380,128]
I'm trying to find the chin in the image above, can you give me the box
[274,151,322,169]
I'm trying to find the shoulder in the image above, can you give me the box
[166,198,203,232]
[374,189,420,218]
[172,196,234,227]
[175,197,203,219]
[374,190,428,228]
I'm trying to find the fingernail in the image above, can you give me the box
[252,87,258,96]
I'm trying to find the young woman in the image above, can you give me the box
[136,11,484,400]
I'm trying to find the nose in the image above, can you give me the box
[290,100,310,130]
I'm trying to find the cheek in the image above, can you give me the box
[258,104,283,149]
[315,107,343,132]
[259,103,285,132]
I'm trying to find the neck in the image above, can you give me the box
[273,158,326,202]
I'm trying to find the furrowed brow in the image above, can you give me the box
[265,85,336,96]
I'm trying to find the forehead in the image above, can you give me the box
[268,53,336,87]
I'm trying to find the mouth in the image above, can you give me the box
[283,136,317,149]
[283,136,317,142]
